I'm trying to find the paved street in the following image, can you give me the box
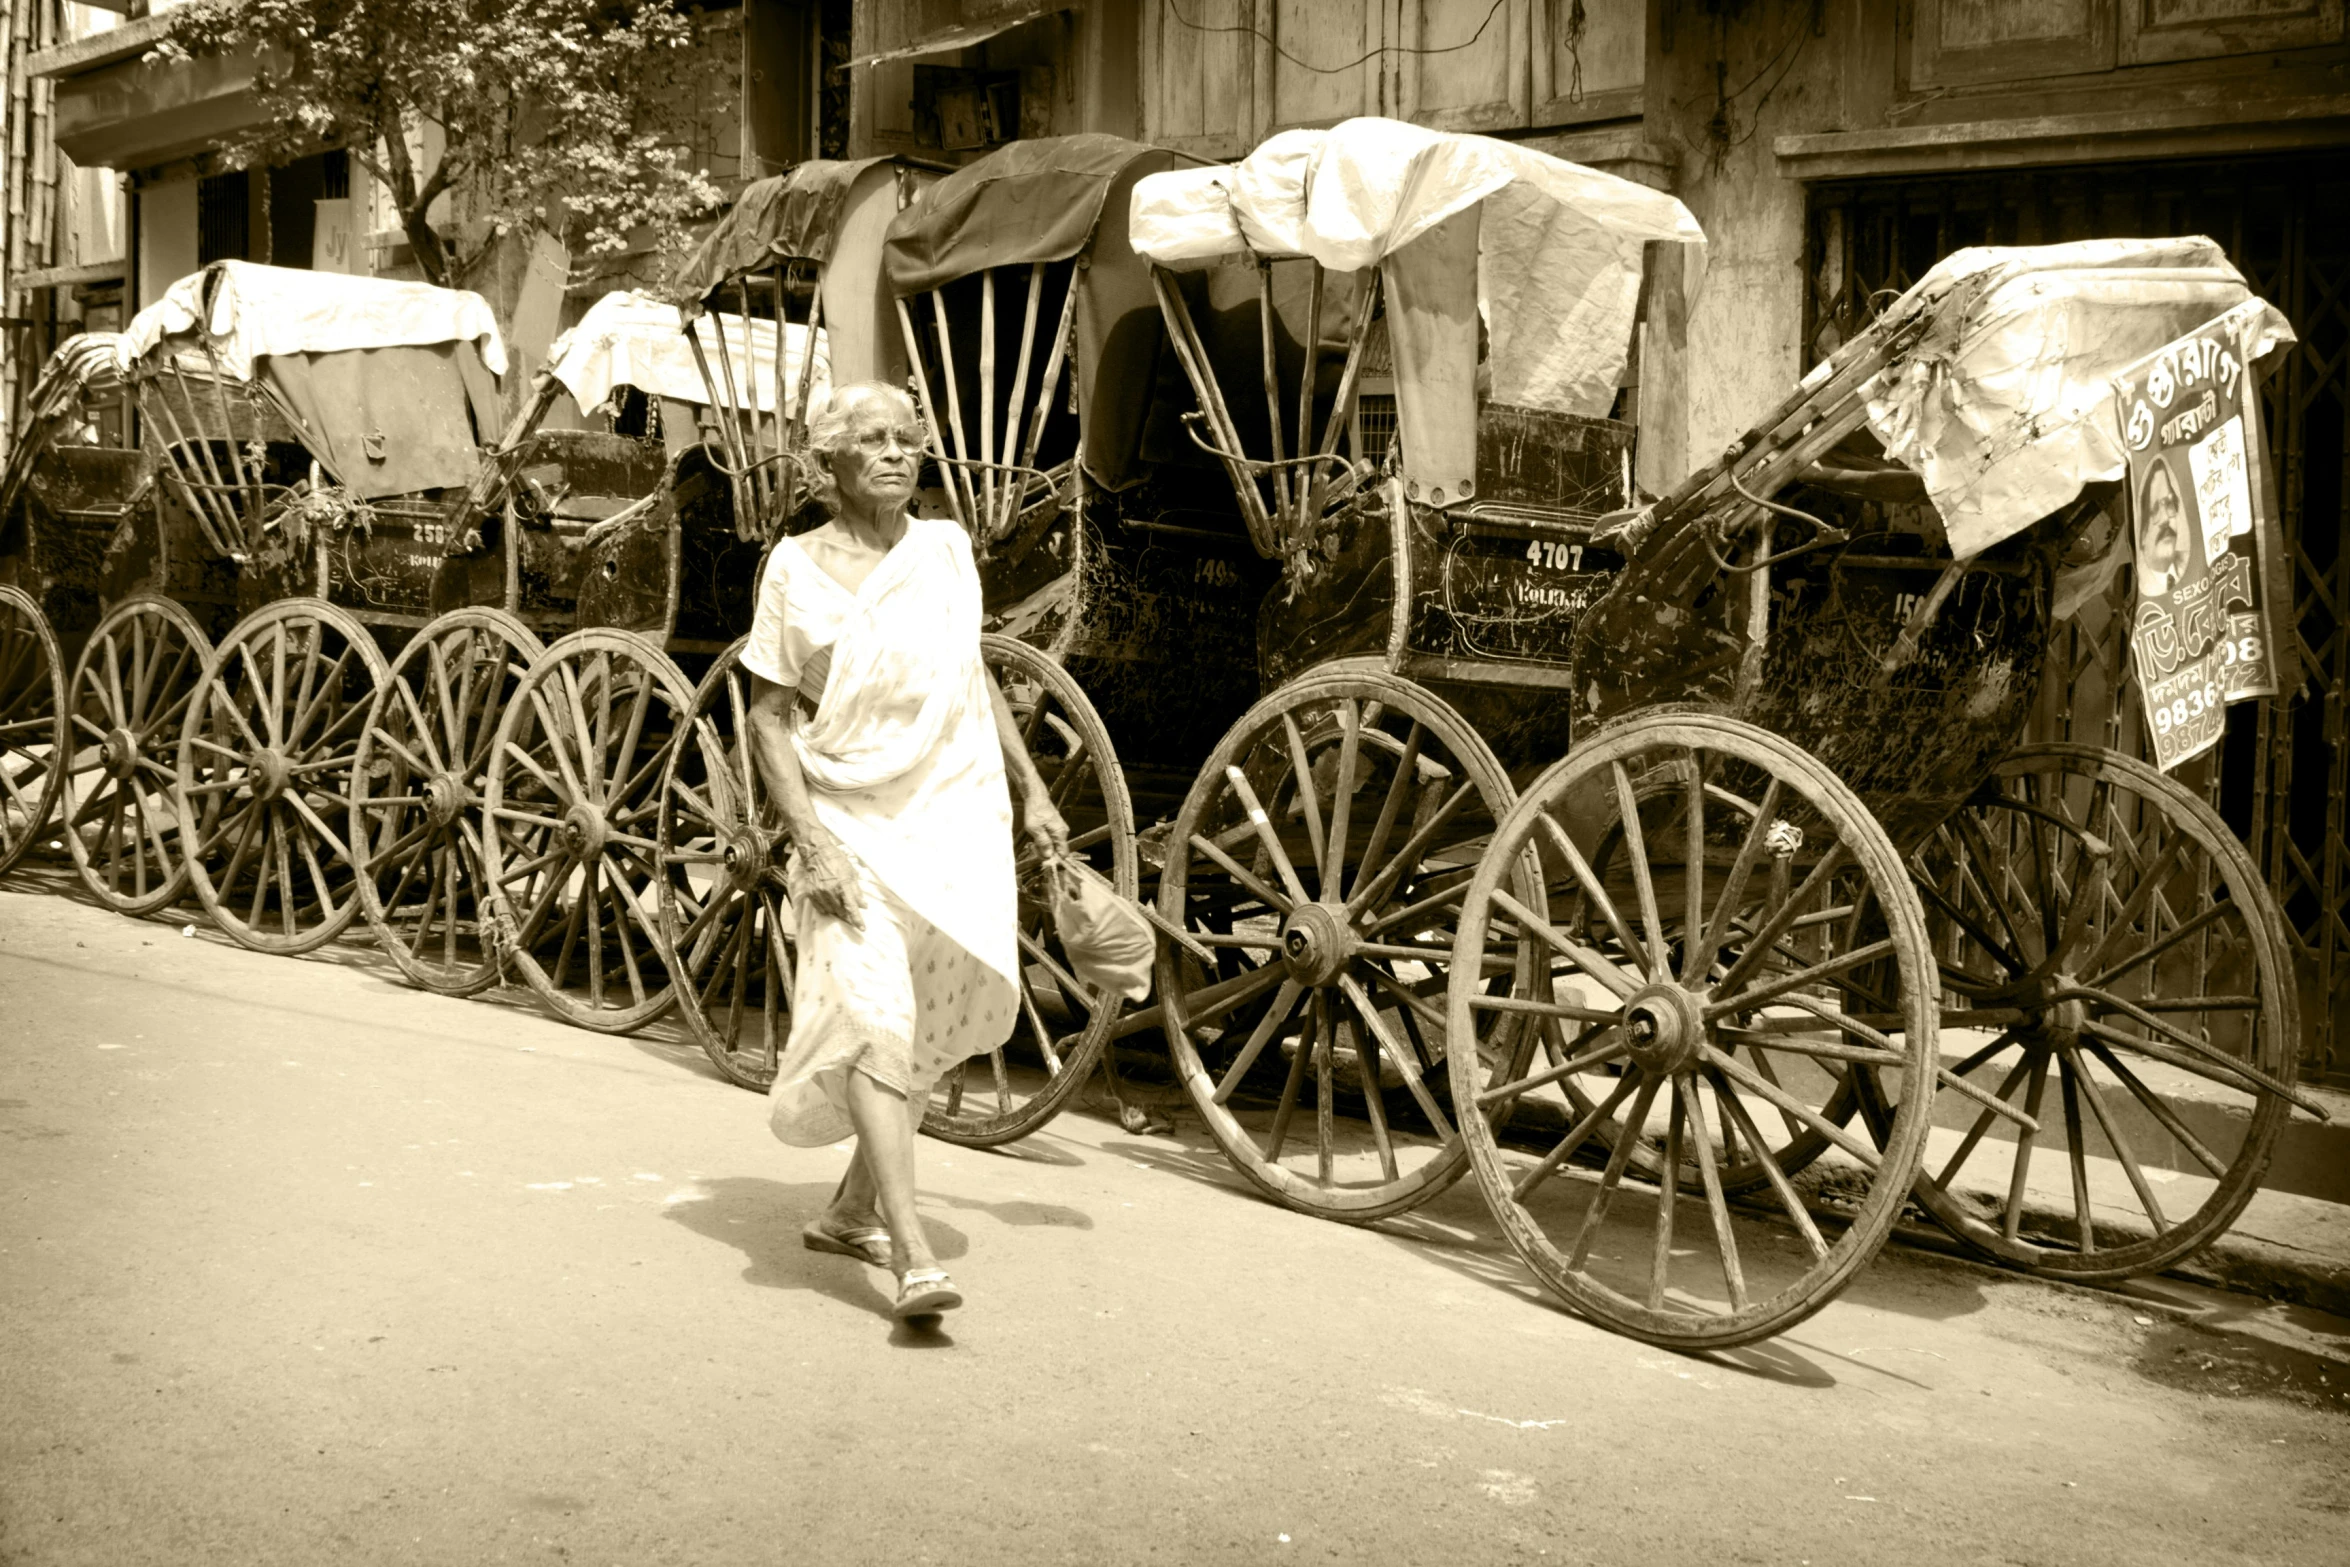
[3,871,2346,1566]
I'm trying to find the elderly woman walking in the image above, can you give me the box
[741,380,1066,1322]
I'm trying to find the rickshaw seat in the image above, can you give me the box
[1471,403,1634,518]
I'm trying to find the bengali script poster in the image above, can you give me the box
[2114,306,2282,771]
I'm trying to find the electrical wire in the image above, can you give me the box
[1166,0,1509,76]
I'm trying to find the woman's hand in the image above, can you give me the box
[793,831,865,932]
[1017,785,1070,865]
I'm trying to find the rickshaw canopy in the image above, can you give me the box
[1857,237,2296,559]
[675,157,909,299]
[882,134,1197,295]
[121,261,506,499]
[123,259,507,380]
[1131,117,1704,422]
[549,290,829,416]
[884,134,1203,490]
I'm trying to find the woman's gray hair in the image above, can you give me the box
[800,380,923,515]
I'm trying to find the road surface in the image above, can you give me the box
[2,874,2344,1565]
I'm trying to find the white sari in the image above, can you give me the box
[761,518,1020,1146]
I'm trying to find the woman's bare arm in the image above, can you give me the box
[988,670,1069,861]
[745,674,863,930]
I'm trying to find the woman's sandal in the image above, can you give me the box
[892,1268,962,1320]
[802,1219,891,1268]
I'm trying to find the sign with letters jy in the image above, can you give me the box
[2114,306,2282,772]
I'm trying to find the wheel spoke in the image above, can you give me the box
[1999,1049,2055,1241]
[1222,763,1311,907]
[1935,1044,2041,1188]
[2077,1016,2314,1113]
[1262,992,1319,1163]
[1353,1015,1401,1182]
[1704,938,1897,1021]
[1348,719,1423,905]
[1187,829,1294,916]
[1513,1071,1644,1212]
[2082,1038,2230,1178]
[1338,973,1451,1140]
[1361,868,1474,938]
[1321,700,1360,902]
[1607,759,1672,973]
[1279,712,1327,886]
[1706,1069,1830,1260]
[2085,902,2231,991]
[1689,778,1783,982]
[1685,1074,1746,1312]
[1946,809,2034,972]
[1565,1070,1660,1268]
[1535,812,1656,982]
[1712,843,1851,999]
[1648,1080,1684,1310]
[1477,1025,1625,1110]
[2059,1061,2096,1254]
[1347,779,1476,918]
[2060,1041,2169,1232]
[1491,886,1641,1001]
[1699,1043,1881,1170]
[1213,978,1303,1103]
[2077,830,2192,981]
[1313,997,1337,1185]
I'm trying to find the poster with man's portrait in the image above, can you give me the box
[2114,304,2283,771]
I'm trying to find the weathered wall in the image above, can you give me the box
[134,176,196,309]
[1640,0,1851,478]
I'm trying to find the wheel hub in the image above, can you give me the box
[1621,982,1707,1075]
[247,747,294,802]
[423,771,476,831]
[2014,970,2088,1046]
[560,804,609,858]
[100,727,139,782]
[1279,902,1358,987]
[720,826,780,892]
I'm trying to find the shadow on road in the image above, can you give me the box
[660,1175,971,1323]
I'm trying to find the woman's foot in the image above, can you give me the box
[892,1267,962,1320]
[803,1214,891,1267]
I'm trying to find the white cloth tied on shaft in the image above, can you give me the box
[741,517,1018,1145]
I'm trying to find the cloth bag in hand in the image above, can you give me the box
[1046,852,1154,1003]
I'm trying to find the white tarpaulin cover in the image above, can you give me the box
[123,259,508,380]
[1861,238,2296,560]
[547,290,830,415]
[1130,117,1705,417]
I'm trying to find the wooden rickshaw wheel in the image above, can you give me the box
[481,627,694,1034]
[0,584,67,878]
[1155,665,1523,1223]
[1446,711,1938,1351]
[655,640,793,1091]
[656,634,1142,1153]
[1851,742,2301,1282]
[58,595,211,915]
[351,608,547,996]
[174,598,388,954]
[925,634,1138,1146]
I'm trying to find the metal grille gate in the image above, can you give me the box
[1805,154,2350,1084]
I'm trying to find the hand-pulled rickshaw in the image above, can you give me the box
[460,280,833,1031]
[350,286,752,999]
[1438,238,2322,1337]
[1126,119,1704,1222]
[0,332,150,892]
[101,263,508,955]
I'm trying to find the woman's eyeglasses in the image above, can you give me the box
[849,425,928,456]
